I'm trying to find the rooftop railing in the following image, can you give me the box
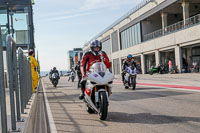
[143,14,200,41]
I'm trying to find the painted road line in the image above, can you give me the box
[114,81,200,92]
[42,80,58,133]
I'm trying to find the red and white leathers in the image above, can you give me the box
[81,51,111,78]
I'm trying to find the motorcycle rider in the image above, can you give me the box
[79,40,111,100]
[121,54,137,83]
[75,61,82,88]
[68,69,75,81]
[51,67,60,79]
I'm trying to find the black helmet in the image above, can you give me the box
[28,49,34,56]
[53,67,56,70]
[90,40,102,55]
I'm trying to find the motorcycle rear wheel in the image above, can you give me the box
[99,91,108,120]
[149,71,153,75]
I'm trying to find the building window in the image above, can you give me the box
[102,39,111,55]
[192,47,200,56]
[111,31,119,52]
[113,58,120,75]
[120,23,141,50]
[130,27,133,47]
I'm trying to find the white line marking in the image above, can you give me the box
[42,79,58,133]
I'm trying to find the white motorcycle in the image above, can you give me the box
[123,66,137,90]
[84,62,114,120]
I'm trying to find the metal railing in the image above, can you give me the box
[0,29,33,132]
[18,47,33,114]
[0,25,8,133]
[143,14,200,41]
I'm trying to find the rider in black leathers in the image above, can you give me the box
[75,61,82,88]
[50,67,60,79]
[121,54,137,83]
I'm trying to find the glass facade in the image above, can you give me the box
[102,39,111,55]
[13,11,30,45]
[0,8,8,46]
[120,23,141,50]
[67,48,83,70]
[68,51,76,68]
[0,1,34,49]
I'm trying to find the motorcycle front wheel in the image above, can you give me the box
[53,81,57,87]
[131,77,136,90]
[149,71,153,75]
[99,91,108,120]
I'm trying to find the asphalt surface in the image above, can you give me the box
[42,76,200,133]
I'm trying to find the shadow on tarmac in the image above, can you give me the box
[107,112,200,124]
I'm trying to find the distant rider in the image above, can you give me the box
[51,67,60,79]
[75,61,82,88]
[68,69,75,81]
[68,70,75,81]
[121,54,137,83]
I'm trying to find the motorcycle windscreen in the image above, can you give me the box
[90,62,107,73]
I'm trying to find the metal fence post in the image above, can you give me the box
[28,62,33,99]
[12,39,22,122]
[24,55,29,107]
[23,55,26,110]
[18,48,26,114]
[6,35,17,131]
[27,61,31,101]
[18,48,25,114]
[0,25,8,133]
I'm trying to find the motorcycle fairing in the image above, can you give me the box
[87,69,114,85]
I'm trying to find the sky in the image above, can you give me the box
[33,0,142,71]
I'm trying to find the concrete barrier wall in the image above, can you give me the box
[24,88,38,133]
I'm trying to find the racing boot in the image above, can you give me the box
[79,88,85,100]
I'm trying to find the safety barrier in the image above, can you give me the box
[0,29,33,132]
